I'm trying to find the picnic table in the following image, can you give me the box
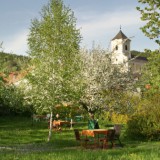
[82,129,108,137]
[81,129,109,148]
[52,120,76,130]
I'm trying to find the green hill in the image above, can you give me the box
[0,52,30,74]
[131,50,150,58]
[0,50,147,74]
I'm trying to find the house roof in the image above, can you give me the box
[112,30,129,40]
[0,71,28,84]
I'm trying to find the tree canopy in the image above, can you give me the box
[137,0,160,45]
[26,0,82,141]
[138,49,160,96]
[79,47,135,115]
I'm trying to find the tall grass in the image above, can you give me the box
[0,116,160,160]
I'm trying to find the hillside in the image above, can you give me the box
[0,52,30,74]
[0,50,147,74]
[131,50,150,58]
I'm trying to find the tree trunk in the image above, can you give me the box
[47,111,53,142]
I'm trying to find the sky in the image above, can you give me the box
[0,0,158,56]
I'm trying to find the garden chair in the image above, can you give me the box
[99,129,115,149]
[113,124,123,147]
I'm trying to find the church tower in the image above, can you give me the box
[111,29,131,71]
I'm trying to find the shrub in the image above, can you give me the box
[126,97,160,140]
[0,84,32,116]
[111,112,129,124]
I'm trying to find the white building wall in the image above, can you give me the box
[111,38,131,71]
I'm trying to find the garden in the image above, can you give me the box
[0,116,160,160]
[0,0,160,159]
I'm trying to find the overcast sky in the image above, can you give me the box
[0,0,158,56]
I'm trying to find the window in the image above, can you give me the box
[125,45,128,50]
[116,45,118,50]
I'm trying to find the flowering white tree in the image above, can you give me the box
[79,46,135,116]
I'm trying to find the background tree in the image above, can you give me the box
[79,46,135,118]
[26,0,82,141]
[138,49,160,96]
[136,0,160,96]
[137,0,160,45]
[0,84,26,116]
[126,0,160,140]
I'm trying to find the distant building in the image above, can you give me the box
[111,29,147,75]
[111,29,131,71]
[0,71,27,85]
[130,55,147,78]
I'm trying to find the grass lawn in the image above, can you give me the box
[0,116,160,160]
